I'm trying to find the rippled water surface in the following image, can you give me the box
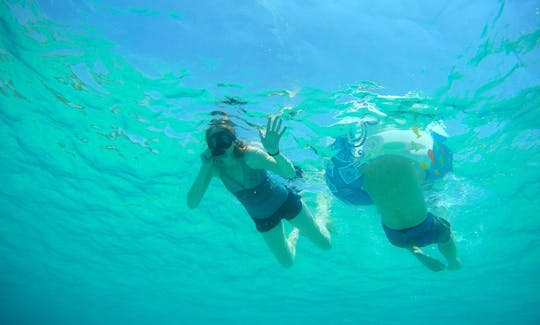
[1,1,539,324]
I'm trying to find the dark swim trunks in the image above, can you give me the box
[382,212,451,248]
[251,187,302,232]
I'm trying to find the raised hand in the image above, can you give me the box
[259,116,286,155]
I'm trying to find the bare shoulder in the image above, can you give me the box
[244,146,269,169]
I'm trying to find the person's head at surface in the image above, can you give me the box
[205,114,247,158]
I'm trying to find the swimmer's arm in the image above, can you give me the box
[251,116,295,178]
[187,150,216,209]
[246,148,296,179]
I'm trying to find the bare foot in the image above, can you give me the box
[410,247,446,272]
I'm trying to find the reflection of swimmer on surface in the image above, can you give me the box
[324,119,462,272]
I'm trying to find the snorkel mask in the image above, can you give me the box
[207,129,237,156]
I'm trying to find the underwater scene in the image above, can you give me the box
[1,1,539,324]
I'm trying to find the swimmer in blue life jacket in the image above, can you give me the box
[325,119,462,271]
[188,114,331,268]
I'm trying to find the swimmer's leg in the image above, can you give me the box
[408,246,446,272]
[260,221,298,268]
[438,234,463,270]
[288,202,332,250]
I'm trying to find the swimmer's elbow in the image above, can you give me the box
[283,169,296,179]
[276,166,296,179]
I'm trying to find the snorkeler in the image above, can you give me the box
[325,120,462,272]
[187,114,331,268]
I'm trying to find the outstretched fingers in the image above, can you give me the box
[266,117,272,133]
[275,117,282,132]
[279,126,286,137]
[267,116,285,133]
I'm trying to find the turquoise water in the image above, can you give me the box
[1,1,539,324]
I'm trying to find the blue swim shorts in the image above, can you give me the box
[382,212,451,248]
[251,187,302,233]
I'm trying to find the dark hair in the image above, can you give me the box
[205,116,248,156]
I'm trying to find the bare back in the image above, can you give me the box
[361,155,427,229]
